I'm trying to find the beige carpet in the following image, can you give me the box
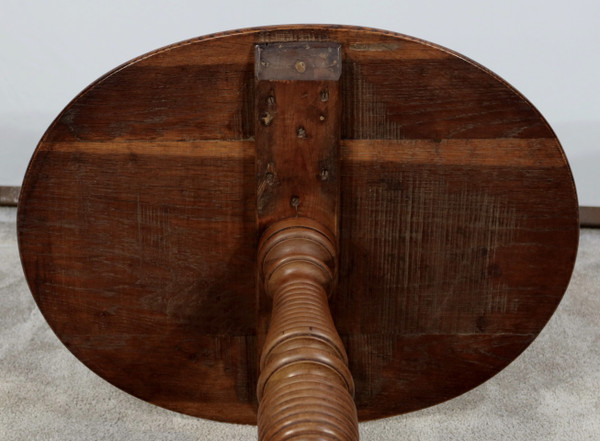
[1,206,598,440]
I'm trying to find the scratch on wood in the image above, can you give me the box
[346,171,519,334]
[345,334,395,403]
[349,43,401,52]
[137,198,171,254]
[257,29,330,43]
[342,63,405,139]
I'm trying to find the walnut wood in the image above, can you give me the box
[254,42,341,237]
[257,219,358,441]
[254,43,356,440]
[17,25,579,424]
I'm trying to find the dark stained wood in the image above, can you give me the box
[17,25,579,425]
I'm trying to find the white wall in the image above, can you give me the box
[2,0,599,205]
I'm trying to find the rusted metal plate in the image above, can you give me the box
[255,42,342,81]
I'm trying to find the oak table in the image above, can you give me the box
[17,25,579,441]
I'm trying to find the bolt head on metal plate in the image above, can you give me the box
[255,42,342,81]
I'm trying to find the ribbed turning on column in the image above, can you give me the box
[257,219,359,441]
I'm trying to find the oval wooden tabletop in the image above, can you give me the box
[17,25,579,424]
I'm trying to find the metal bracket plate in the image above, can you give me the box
[255,42,342,81]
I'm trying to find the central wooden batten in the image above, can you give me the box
[255,42,342,235]
[254,42,358,441]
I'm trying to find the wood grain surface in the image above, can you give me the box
[17,25,579,424]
